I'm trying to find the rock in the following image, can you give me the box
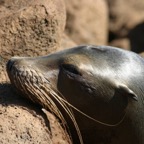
[139,52,144,58]
[0,0,72,143]
[60,33,77,51]
[0,0,66,62]
[108,0,144,52]
[0,88,71,144]
[0,104,51,144]
[109,38,130,51]
[64,0,108,45]
[108,0,144,37]
[0,0,66,82]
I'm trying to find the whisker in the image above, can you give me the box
[49,89,84,144]
[51,86,126,127]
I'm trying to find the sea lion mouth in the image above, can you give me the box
[7,57,56,106]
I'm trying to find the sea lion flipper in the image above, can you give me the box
[117,84,138,101]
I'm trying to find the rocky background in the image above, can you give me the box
[64,0,144,53]
[0,0,144,143]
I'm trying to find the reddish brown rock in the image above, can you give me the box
[0,91,71,144]
[64,0,108,45]
[0,105,51,144]
[0,0,66,62]
[0,0,66,82]
[0,0,72,144]
[109,38,130,51]
[60,33,77,51]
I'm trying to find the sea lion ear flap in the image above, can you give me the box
[117,84,138,101]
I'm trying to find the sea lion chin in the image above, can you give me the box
[6,45,144,144]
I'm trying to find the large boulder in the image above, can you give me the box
[64,0,108,45]
[0,91,71,144]
[0,0,72,143]
[0,0,66,82]
[0,0,66,62]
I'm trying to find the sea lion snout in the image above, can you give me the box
[7,57,29,72]
[7,57,39,76]
[7,57,20,71]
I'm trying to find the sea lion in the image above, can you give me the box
[6,45,144,144]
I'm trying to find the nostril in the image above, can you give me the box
[6,57,22,72]
[6,59,16,71]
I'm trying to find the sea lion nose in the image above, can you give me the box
[6,57,21,71]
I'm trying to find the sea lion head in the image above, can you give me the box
[6,45,138,130]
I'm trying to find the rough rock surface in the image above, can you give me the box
[0,0,66,82]
[108,0,144,52]
[64,0,108,45]
[0,0,71,143]
[0,0,66,62]
[0,88,71,144]
[0,107,51,144]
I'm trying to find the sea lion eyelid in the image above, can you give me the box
[61,64,82,76]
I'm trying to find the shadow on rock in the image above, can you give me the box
[0,83,50,129]
[128,22,144,53]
